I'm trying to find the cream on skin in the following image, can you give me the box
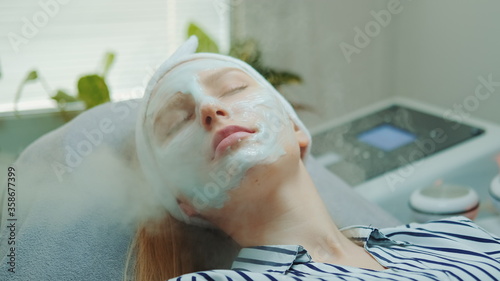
[144,59,296,213]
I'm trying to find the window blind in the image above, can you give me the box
[0,0,230,112]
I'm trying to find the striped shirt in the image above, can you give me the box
[171,216,500,280]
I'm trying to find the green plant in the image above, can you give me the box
[14,52,115,116]
[187,23,311,111]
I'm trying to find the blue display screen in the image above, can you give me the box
[357,124,416,151]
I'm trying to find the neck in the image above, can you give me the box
[210,159,356,263]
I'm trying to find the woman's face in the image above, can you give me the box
[146,59,302,212]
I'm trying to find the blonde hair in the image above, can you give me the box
[124,212,240,281]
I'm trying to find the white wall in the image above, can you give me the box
[392,0,500,124]
[233,0,500,128]
[232,0,398,128]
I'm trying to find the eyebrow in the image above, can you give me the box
[163,91,184,108]
[201,67,246,85]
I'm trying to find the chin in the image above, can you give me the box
[244,144,302,179]
[215,133,300,177]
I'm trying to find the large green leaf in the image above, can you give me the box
[77,75,110,109]
[187,22,219,53]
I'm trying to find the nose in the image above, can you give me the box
[200,102,229,130]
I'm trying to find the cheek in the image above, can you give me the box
[230,105,260,123]
[153,127,213,196]
[229,91,286,121]
[167,125,208,155]
[157,125,210,171]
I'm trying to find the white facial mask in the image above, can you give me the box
[145,59,294,212]
[135,36,312,226]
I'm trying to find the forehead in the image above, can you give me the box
[151,58,257,99]
[165,58,247,80]
[198,67,252,85]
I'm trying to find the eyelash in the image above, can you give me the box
[184,112,194,121]
[223,84,248,96]
[166,111,194,137]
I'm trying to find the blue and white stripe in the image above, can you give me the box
[171,216,500,281]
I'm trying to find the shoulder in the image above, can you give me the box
[169,269,289,281]
[382,216,500,249]
[401,216,497,236]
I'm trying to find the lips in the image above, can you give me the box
[212,125,255,158]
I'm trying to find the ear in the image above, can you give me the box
[293,122,310,159]
[177,198,200,218]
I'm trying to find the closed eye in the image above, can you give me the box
[166,111,194,137]
[154,92,195,144]
[221,84,248,97]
